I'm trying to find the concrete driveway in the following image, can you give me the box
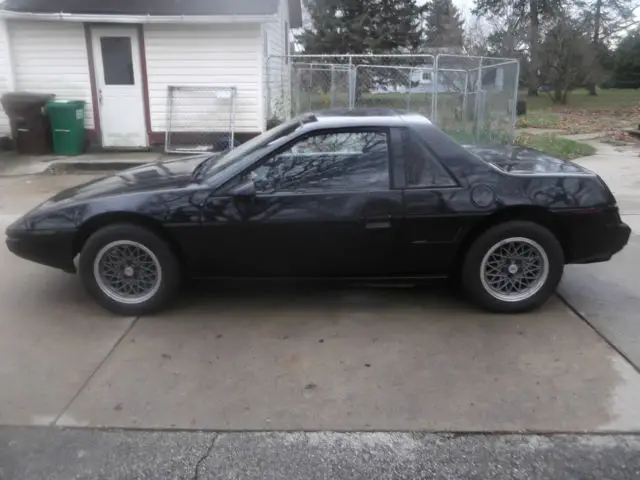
[1,172,640,433]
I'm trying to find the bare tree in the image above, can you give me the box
[580,0,640,94]
[464,18,491,56]
[474,0,561,96]
[539,16,595,103]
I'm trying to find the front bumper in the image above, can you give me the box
[566,219,632,264]
[6,230,77,273]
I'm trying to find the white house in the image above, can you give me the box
[0,0,302,149]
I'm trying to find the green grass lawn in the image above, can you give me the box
[514,133,597,160]
[516,111,563,129]
[516,88,640,134]
[523,88,640,112]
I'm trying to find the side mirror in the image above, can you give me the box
[229,179,256,197]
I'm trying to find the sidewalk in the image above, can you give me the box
[0,151,165,177]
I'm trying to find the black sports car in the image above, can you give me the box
[6,109,631,315]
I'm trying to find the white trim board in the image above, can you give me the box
[0,11,277,24]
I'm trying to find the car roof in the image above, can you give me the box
[302,108,433,128]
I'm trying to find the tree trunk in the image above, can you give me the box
[587,0,603,96]
[554,87,563,103]
[528,0,539,96]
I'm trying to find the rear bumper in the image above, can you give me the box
[6,231,76,273]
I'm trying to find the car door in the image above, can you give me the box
[398,127,466,276]
[198,127,404,278]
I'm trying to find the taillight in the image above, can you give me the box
[597,176,618,206]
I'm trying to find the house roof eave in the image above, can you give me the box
[0,10,278,25]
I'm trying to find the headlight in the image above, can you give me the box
[5,216,29,236]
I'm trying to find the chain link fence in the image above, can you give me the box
[265,54,519,145]
[165,86,237,154]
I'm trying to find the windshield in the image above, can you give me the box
[202,115,316,179]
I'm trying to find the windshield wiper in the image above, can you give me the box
[191,152,225,180]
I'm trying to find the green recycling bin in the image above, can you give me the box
[46,100,86,155]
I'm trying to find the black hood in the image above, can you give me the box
[43,154,209,207]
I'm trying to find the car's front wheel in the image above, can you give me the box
[78,224,180,316]
[461,221,564,313]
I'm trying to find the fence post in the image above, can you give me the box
[433,55,440,122]
[407,68,413,110]
[348,55,355,108]
[330,65,337,107]
[164,86,174,154]
[462,71,469,122]
[229,87,236,148]
[264,56,270,121]
[511,59,520,141]
[292,65,300,117]
[475,56,484,143]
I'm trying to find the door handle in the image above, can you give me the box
[363,215,392,230]
[99,89,103,105]
[365,221,391,230]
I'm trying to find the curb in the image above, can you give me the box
[46,161,147,172]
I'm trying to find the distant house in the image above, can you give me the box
[0,0,302,149]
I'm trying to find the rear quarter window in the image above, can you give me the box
[403,129,457,188]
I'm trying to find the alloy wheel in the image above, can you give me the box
[93,240,163,305]
[479,237,549,303]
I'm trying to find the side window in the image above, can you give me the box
[404,130,457,188]
[246,131,390,194]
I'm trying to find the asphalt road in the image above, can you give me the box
[2,428,640,480]
[1,170,640,478]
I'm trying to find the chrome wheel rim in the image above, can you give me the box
[93,240,162,305]
[480,237,549,303]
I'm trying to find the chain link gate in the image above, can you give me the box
[265,55,355,122]
[165,86,237,154]
[291,62,353,114]
[265,54,519,145]
[434,55,520,145]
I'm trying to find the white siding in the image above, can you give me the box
[8,21,94,129]
[0,20,13,135]
[264,0,290,121]
[144,24,262,133]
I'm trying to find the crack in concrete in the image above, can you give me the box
[193,433,219,480]
[557,293,640,376]
[52,315,140,426]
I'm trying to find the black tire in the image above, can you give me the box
[78,223,180,316]
[461,221,564,314]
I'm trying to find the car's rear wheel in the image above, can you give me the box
[461,221,564,313]
[79,224,180,316]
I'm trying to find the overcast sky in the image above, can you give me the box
[420,0,477,21]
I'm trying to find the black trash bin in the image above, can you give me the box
[1,92,55,155]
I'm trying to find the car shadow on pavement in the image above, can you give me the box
[167,278,476,317]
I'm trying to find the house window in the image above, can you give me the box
[100,37,134,85]
[422,72,431,82]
